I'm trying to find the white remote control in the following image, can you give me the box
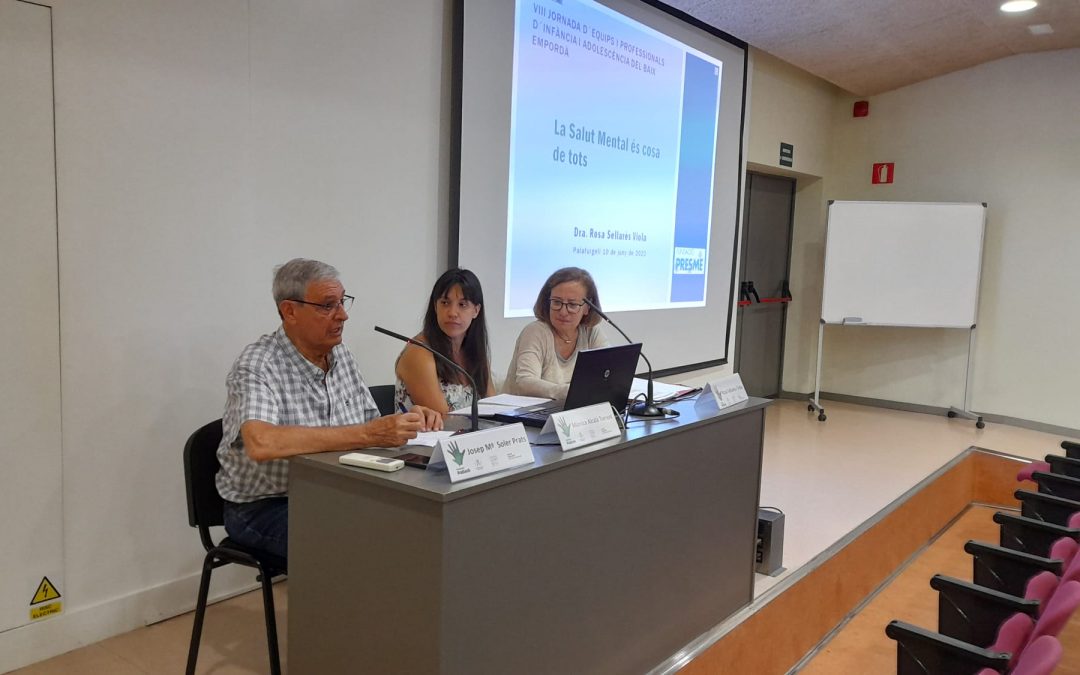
[339,452,404,472]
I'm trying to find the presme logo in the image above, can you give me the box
[673,247,706,275]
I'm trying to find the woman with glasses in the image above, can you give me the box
[504,267,609,400]
[394,268,495,414]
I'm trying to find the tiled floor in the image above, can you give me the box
[12,399,1077,674]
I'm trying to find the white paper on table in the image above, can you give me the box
[449,394,553,416]
[479,394,552,408]
[448,403,526,417]
[628,377,697,402]
[406,430,457,447]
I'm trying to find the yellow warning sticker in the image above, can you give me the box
[31,576,61,605]
[29,576,63,621]
[30,602,62,621]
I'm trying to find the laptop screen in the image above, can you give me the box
[564,343,643,413]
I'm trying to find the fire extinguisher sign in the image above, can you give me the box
[872,163,895,184]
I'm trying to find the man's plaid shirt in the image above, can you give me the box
[216,327,379,502]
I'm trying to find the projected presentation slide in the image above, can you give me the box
[505,0,722,316]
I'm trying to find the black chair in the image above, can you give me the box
[965,538,1072,596]
[930,574,1040,647]
[183,419,287,675]
[994,511,1080,556]
[1017,489,1080,527]
[368,383,397,416]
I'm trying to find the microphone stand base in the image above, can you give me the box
[628,402,665,418]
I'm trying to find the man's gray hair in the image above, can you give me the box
[272,258,340,305]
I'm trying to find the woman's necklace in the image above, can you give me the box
[554,328,575,344]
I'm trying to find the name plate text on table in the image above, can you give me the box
[430,423,535,483]
[706,373,749,410]
[540,402,622,451]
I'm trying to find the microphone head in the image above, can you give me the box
[373,325,414,344]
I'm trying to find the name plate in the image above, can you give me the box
[540,402,622,451]
[706,373,749,409]
[430,423,535,483]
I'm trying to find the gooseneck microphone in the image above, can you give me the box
[373,326,480,432]
[581,299,664,418]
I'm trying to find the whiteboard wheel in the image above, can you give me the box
[947,411,957,418]
[818,413,827,422]
[808,404,815,412]
[976,419,985,429]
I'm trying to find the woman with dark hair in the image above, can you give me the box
[395,268,495,414]
[503,266,609,400]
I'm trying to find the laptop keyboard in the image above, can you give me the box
[514,404,562,424]
[529,404,562,415]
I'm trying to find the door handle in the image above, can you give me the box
[744,280,761,303]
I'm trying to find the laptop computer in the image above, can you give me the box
[493,342,643,428]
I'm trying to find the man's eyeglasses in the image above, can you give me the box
[549,298,585,313]
[289,295,354,314]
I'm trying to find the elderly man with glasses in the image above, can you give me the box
[215,258,441,559]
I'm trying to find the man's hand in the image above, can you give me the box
[363,413,425,447]
[411,405,444,431]
[238,407,444,462]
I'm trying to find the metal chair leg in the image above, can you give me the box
[186,555,215,675]
[258,567,282,675]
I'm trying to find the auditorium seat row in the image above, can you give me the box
[885,439,1080,675]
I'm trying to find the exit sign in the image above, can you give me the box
[779,143,793,167]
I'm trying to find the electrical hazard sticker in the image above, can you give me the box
[29,576,62,621]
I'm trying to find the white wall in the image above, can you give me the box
[776,49,1080,430]
[745,49,838,179]
[740,47,1080,432]
[1,0,453,670]
[0,0,64,637]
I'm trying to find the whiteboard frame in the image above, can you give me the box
[819,201,987,329]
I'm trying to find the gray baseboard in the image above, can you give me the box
[778,390,1080,440]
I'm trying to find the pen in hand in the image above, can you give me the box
[399,401,432,432]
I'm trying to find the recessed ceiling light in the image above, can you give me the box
[1028,23,1054,34]
[1001,1,1038,12]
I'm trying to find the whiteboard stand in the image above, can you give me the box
[809,321,985,428]
[808,320,827,421]
[946,326,985,429]
[811,200,988,428]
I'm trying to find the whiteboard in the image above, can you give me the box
[821,201,986,328]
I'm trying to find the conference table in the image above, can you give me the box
[288,395,770,674]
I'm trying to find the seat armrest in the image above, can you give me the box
[1032,471,1080,502]
[994,511,1079,556]
[885,620,1010,675]
[1047,455,1080,480]
[965,539,1064,596]
[1016,489,1080,527]
[930,574,1038,646]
